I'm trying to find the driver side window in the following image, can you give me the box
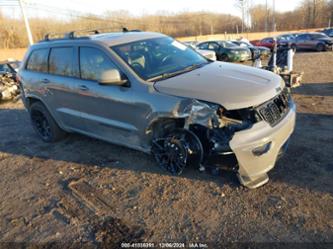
[79,47,117,81]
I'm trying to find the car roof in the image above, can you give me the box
[34,31,167,48]
[298,32,325,35]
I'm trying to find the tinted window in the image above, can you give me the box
[26,49,49,73]
[198,43,208,50]
[80,47,117,81]
[49,47,74,77]
[263,38,273,43]
[220,41,237,48]
[311,33,328,39]
[208,43,219,50]
[297,34,310,40]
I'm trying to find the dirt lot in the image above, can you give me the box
[0,52,332,248]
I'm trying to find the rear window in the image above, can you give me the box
[49,47,74,77]
[26,49,49,73]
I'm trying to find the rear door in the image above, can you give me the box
[296,34,310,49]
[46,46,87,131]
[20,48,50,105]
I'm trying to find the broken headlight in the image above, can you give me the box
[218,107,262,131]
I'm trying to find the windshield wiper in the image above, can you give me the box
[148,62,208,82]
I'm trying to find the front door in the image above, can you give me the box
[75,46,145,147]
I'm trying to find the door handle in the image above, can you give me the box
[78,85,89,91]
[41,78,50,84]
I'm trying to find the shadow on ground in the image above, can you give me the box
[292,82,333,97]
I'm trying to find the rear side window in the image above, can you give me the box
[79,47,117,81]
[263,38,273,43]
[49,47,74,77]
[297,34,310,40]
[26,49,49,73]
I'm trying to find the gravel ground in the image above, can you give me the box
[0,52,332,248]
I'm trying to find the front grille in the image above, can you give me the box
[257,88,291,127]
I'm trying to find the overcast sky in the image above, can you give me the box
[1,0,302,19]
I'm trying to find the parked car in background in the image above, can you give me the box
[292,32,333,51]
[319,28,333,38]
[183,41,217,61]
[196,40,251,62]
[250,36,295,50]
[250,37,276,50]
[231,40,271,60]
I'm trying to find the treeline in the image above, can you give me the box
[0,10,242,48]
[0,0,333,49]
[250,0,333,31]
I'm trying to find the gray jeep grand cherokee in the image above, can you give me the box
[18,30,296,189]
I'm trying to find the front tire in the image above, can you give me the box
[220,54,229,62]
[291,44,297,52]
[29,102,66,142]
[316,43,325,52]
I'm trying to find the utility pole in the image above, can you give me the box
[272,0,276,32]
[18,0,33,45]
[240,0,245,33]
[265,0,268,32]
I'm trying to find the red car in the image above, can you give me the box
[250,37,277,49]
[251,36,291,50]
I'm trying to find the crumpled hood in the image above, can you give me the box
[154,61,284,110]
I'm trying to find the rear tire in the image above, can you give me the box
[29,102,66,142]
[291,44,297,52]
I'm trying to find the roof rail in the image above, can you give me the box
[42,27,142,42]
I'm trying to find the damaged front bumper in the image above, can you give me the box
[229,102,296,188]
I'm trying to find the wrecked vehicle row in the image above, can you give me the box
[18,29,296,188]
[0,60,21,102]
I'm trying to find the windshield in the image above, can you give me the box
[112,37,208,81]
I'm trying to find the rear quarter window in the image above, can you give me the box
[49,47,74,77]
[26,48,49,73]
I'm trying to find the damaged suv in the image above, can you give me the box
[18,30,296,188]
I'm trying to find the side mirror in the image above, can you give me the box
[98,69,127,86]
